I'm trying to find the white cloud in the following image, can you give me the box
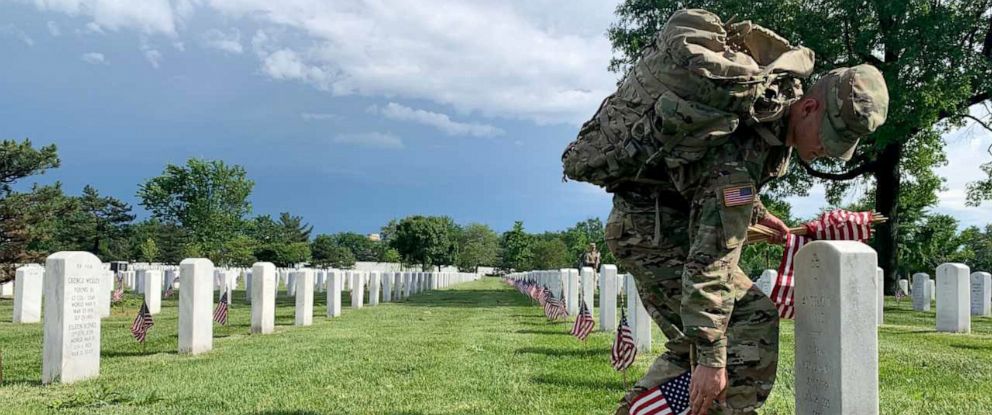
[201,28,243,54]
[0,24,35,46]
[81,52,105,64]
[371,102,503,137]
[932,120,992,228]
[84,21,104,34]
[301,112,337,121]
[24,1,622,124]
[47,20,61,36]
[144,49,162,68]
[332,132,404,150]
[209,0,620,125]
[28,0,183,35]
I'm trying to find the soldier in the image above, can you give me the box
[582,242,601,272]
[604,13,890,415]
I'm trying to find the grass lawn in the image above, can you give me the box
[1,277,991,414]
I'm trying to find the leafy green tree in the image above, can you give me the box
[389,215,459,271]
[255,242,312,267]
[127,219,189,264]
[311,235,358,268]
[278,212,312,243]
[0,139,61,282]
[527,237,570,270]
[456,223,499,272]
[137,158,254,255]
[332,232,383,262]
[498,221,533,272]
[380,247,402,264]
[900,214,966,274]
[52,185,135,258]
[608,0,992,291]
[958,225,992,273]
[139,238,159,262]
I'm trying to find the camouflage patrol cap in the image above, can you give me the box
[814,64,889,161]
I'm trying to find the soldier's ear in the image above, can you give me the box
[800,98,820,117]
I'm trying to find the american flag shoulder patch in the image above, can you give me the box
[722,184,755,207]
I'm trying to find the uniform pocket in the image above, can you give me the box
[717,174,755,249]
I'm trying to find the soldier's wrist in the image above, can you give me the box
[694,342,727,368]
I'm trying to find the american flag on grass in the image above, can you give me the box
[772,210,874,319]
[543,291,567,320]
[163,284,175,298]
[213,291,229,325]
[628,371,691,415]
[570,298,595,341]
[611,311,637,371]
[130,301,154,343]
[112,274,124,303]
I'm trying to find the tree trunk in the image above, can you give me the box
[873,141,903,294]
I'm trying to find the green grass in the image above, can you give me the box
[0,278,991,414]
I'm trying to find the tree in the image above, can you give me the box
[311,235,357,268]
[499,221,533,272]
[608,1,992,291]
[255,242,311,267]
[456,223,499,272]
[127,219,190,264]
[278,212,312,243]
[0,139,61,282]
[137,158,254,254]
[52,185,134,258]
[389,215,459,271]
[332,232,383,262]
[215,235,257,267]
[527,237,570,270]
[139,238,159,263]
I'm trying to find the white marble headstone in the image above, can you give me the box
[42,252,103,385]
[599,265,617,332]
[936,263,970,333]
[178,258,214,355]
[13,265,44,323]
[794,241,878,415]
[327,270,342,318]
[251,263,275,334]
[912,273,931,311]
[143,269,163,315]
[294,270,314,326]
[971,271,991,317]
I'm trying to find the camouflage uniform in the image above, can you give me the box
[607,121,789,414]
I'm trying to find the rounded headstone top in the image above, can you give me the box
[180,258,214,267]
[912,272,930,279]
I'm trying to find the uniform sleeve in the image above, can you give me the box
[681,167,754,368]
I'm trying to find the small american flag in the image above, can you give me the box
[771,210,874,319]
[722,184,754,207]
[543,291,567,320]
[611,311,637,371]
[130,301,154,343]
[628,371,692,415]
[213,292,229,325]
[894,287,907,301]
[110,275,124,303]
[164,284,175,298]
[570,298,595,341]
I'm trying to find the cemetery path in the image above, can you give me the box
[2,278,992,414]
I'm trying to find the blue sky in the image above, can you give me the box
[1,1,989,235]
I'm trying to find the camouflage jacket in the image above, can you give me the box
[614,119,791,368]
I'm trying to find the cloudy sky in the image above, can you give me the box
[2,0,989,234]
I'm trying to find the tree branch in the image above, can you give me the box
[799,158,878,181]
[962,113,992,135]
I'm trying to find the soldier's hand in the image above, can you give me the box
[689,365,727,415]
[758,213,790,244]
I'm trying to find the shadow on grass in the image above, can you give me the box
[252,411,322,415]
[516,347,607,358]
[515,329,572,336]
[950,343,992,351]
[103,350,178,358]
[530,374,626,391]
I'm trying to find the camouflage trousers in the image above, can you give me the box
[605,196,779,415]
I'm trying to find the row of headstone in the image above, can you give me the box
[907,268,991,322]
[28,251,482,385]
[505,264,628,334]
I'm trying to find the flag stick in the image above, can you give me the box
[622,368,628,390]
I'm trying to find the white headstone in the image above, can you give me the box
[294,270,314,326]
[369,271,380,306]
[327,270,342,318]
[403,272,412,299]
[287,271,297,297]
[580,267,595,315]
[351,271,365,309]
[936,263,970,333]
[970,271,991,317]
[0,280,13,298]
[178,258,214,355]
[143,269,163,315]
[599,265,617,332]
[382,272,393,302]
[251,263,276,334]
[564,268,579,316]
[13,265,44,323]
[98,270,112,318]
[876,267,883,326]
[912,273,931,311]
[42,251,102,384]
[757,270,776,296]
[794,241,878,415]
[244,270,253,303]
[315,270,325,293]
[394,272,403,300]
[929,279,936,301]
[897,279,909,296]
[624,273,652,352]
